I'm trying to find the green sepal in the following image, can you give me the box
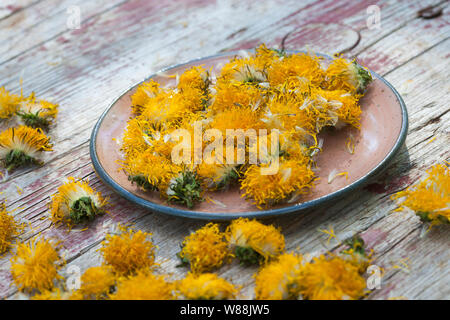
[69,196,103,224]
[16,111,51,131]
[343,235,366,256]
[128,175,157,191]
[416,211,432,223]
[354,62,373,94]
[271,47,287,57]
[3,149,40,172]
[167,170,203,209]
[235,246,263,266]
[175,250,190,268]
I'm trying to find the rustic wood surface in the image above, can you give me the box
[0,0,449,300]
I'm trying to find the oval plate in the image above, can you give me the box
[90,51,408,220]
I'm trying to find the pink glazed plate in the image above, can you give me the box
[90,51,408,220]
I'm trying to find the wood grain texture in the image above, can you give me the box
[0,0,449,299]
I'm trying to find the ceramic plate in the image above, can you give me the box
[90,51,408,220]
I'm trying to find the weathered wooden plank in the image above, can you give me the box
[1,0,449,299]
[0,0,128,62]
[0,0,37,21]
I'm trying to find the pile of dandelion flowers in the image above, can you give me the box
[178,223,230,273]
[50,177,107,225]
[0,201,23,254]
[226,218,285,265]
[177,272,238,300]
[120,44,373,208]
[0,125,53,171]
[10,238,63,293]
[392,163,450,225]
[100,226,156,275]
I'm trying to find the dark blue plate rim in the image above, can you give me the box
[90,50,408,220]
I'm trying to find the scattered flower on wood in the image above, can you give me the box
[254,252,304,300]
[50,177,107,225]
[226,218,285,265]
[392,163,449,226]
[178,223,230,273]
[70,265,116,300]
[16,92,58,131]
[297,254,367,300]
[0,125,52,171]
[100,226,156,275]
[0,200,22,254]
[177,272,238,300]
[10,238,63,293]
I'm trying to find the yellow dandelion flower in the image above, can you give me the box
[226,218,285,264]
[125,150,181,192]
[297,254,366,300]
[0,201,22,254]
[208,105,265,137]
[120,117,152,159]
[71,265,116,300]
[177,272,238,300]
[219,56,268,85]
[241,159,316,208]
[139,89,201,127]
[210,82,265,114]
[254,252,304,300]
[17,92,58,130]
[218,44,279,85]
[100,226,156,275]
[178,223,230,273]
[130,79,161,114]
[196,162,239,190]
[268,52,325,88]
[0,87,20,119]
[0,125,53,171]
[392,164,450,226]
[325,57,372,94]
[142,127,178,159]
[10,238,63,293]
[110,271,174,300]
[278,129,315,160]
[316,88,362,129]
[178,66,210,93]
[50,177,107,225]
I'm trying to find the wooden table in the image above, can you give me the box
[0,0,449,300]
